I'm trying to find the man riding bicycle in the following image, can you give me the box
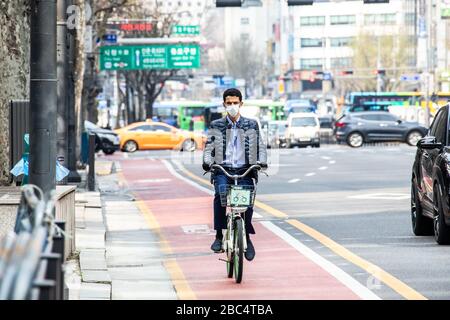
[202,88,268,261]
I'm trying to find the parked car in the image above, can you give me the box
[411,104,450,244]
[285,113,320,148]
[84,120,120,155]
[335,111,428,148]
[115,120,206,152]
[266,120,288,148]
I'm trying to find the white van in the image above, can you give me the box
[286,113,320,148]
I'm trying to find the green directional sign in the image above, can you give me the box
[100,44,200,70]
[442,7,450,19]
[172,25,200,35]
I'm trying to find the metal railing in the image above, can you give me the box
[0,185,67,300]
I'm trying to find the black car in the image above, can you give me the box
[84,121,120,155]
[411,104,450,244]
[335,111,428,147]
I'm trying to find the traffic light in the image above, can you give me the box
[374,69,386,76]
[287,0,313,5]
[363,0,389,3]
[215,0,242,7]
[339,70,353,76]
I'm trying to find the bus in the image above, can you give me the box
[152,102,179,127]
[241,100,285,127]
[204,101,226,130]
[284,99,317,117]
[345,92,450,115]
[177,101,207,131]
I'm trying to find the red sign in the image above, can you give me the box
[119,23,153,32]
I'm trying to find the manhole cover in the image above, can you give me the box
[181,224,214,234]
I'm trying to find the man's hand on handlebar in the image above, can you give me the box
[257,162,268,170]
[202,163,211,172]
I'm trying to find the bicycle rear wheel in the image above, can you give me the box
[234,219,244,284]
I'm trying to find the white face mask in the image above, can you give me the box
[226,104,240,118]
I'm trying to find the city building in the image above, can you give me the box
[272,0,419,97]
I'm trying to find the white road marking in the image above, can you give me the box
[253,211,263,218]
[348,193,410,200]
[318,166,328,171]
[288,179,301,183]
[165,160,379,300]
[123,153,129,159]
[260,221,380,300]
[321,156,331,160]
[329,160,336,165]
[136,178,171,184]
[305,172,316,177]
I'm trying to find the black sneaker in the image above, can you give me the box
[211,238,223,253]
[245,237,255,261]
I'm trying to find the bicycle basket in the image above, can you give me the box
[218,184,256,208]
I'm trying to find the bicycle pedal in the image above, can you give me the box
[218,258,228,263]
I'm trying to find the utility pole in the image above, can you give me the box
[67,0,81,183]
[377,36,382,93]
[29,0,58,197]
[57,0,68,185]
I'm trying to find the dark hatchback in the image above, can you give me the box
[84,121,120,155]
[411,104,450,244]
[335,111,428,148]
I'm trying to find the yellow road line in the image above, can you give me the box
[164,259,197,300]
[286,219,426,300]
[117,170,197,300]
[176,162,427,300]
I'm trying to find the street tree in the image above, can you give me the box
[116,1,181,124]
[346,31,411,92]
[225,37,264,97]
[73,0,132,141]
[0,0,30,186]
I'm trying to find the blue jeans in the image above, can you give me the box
[213,172,256,235]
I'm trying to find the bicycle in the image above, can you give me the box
[209,164,267,284]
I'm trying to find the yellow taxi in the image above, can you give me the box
[115,120,206,152]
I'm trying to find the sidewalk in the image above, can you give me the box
[65,159,176,300]
[65,187,111,299]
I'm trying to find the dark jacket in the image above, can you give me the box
[202,116,267,182]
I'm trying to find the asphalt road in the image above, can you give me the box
[111,143,450,300]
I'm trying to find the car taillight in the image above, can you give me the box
[335,122,346,128]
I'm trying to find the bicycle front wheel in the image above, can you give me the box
[226,229,234,278]
[234,219,244,284]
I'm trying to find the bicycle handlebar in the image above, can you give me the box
[210,164,267,180]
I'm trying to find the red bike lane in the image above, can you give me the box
[119,158,361,300]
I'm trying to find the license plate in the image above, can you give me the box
[230,188,251,206]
